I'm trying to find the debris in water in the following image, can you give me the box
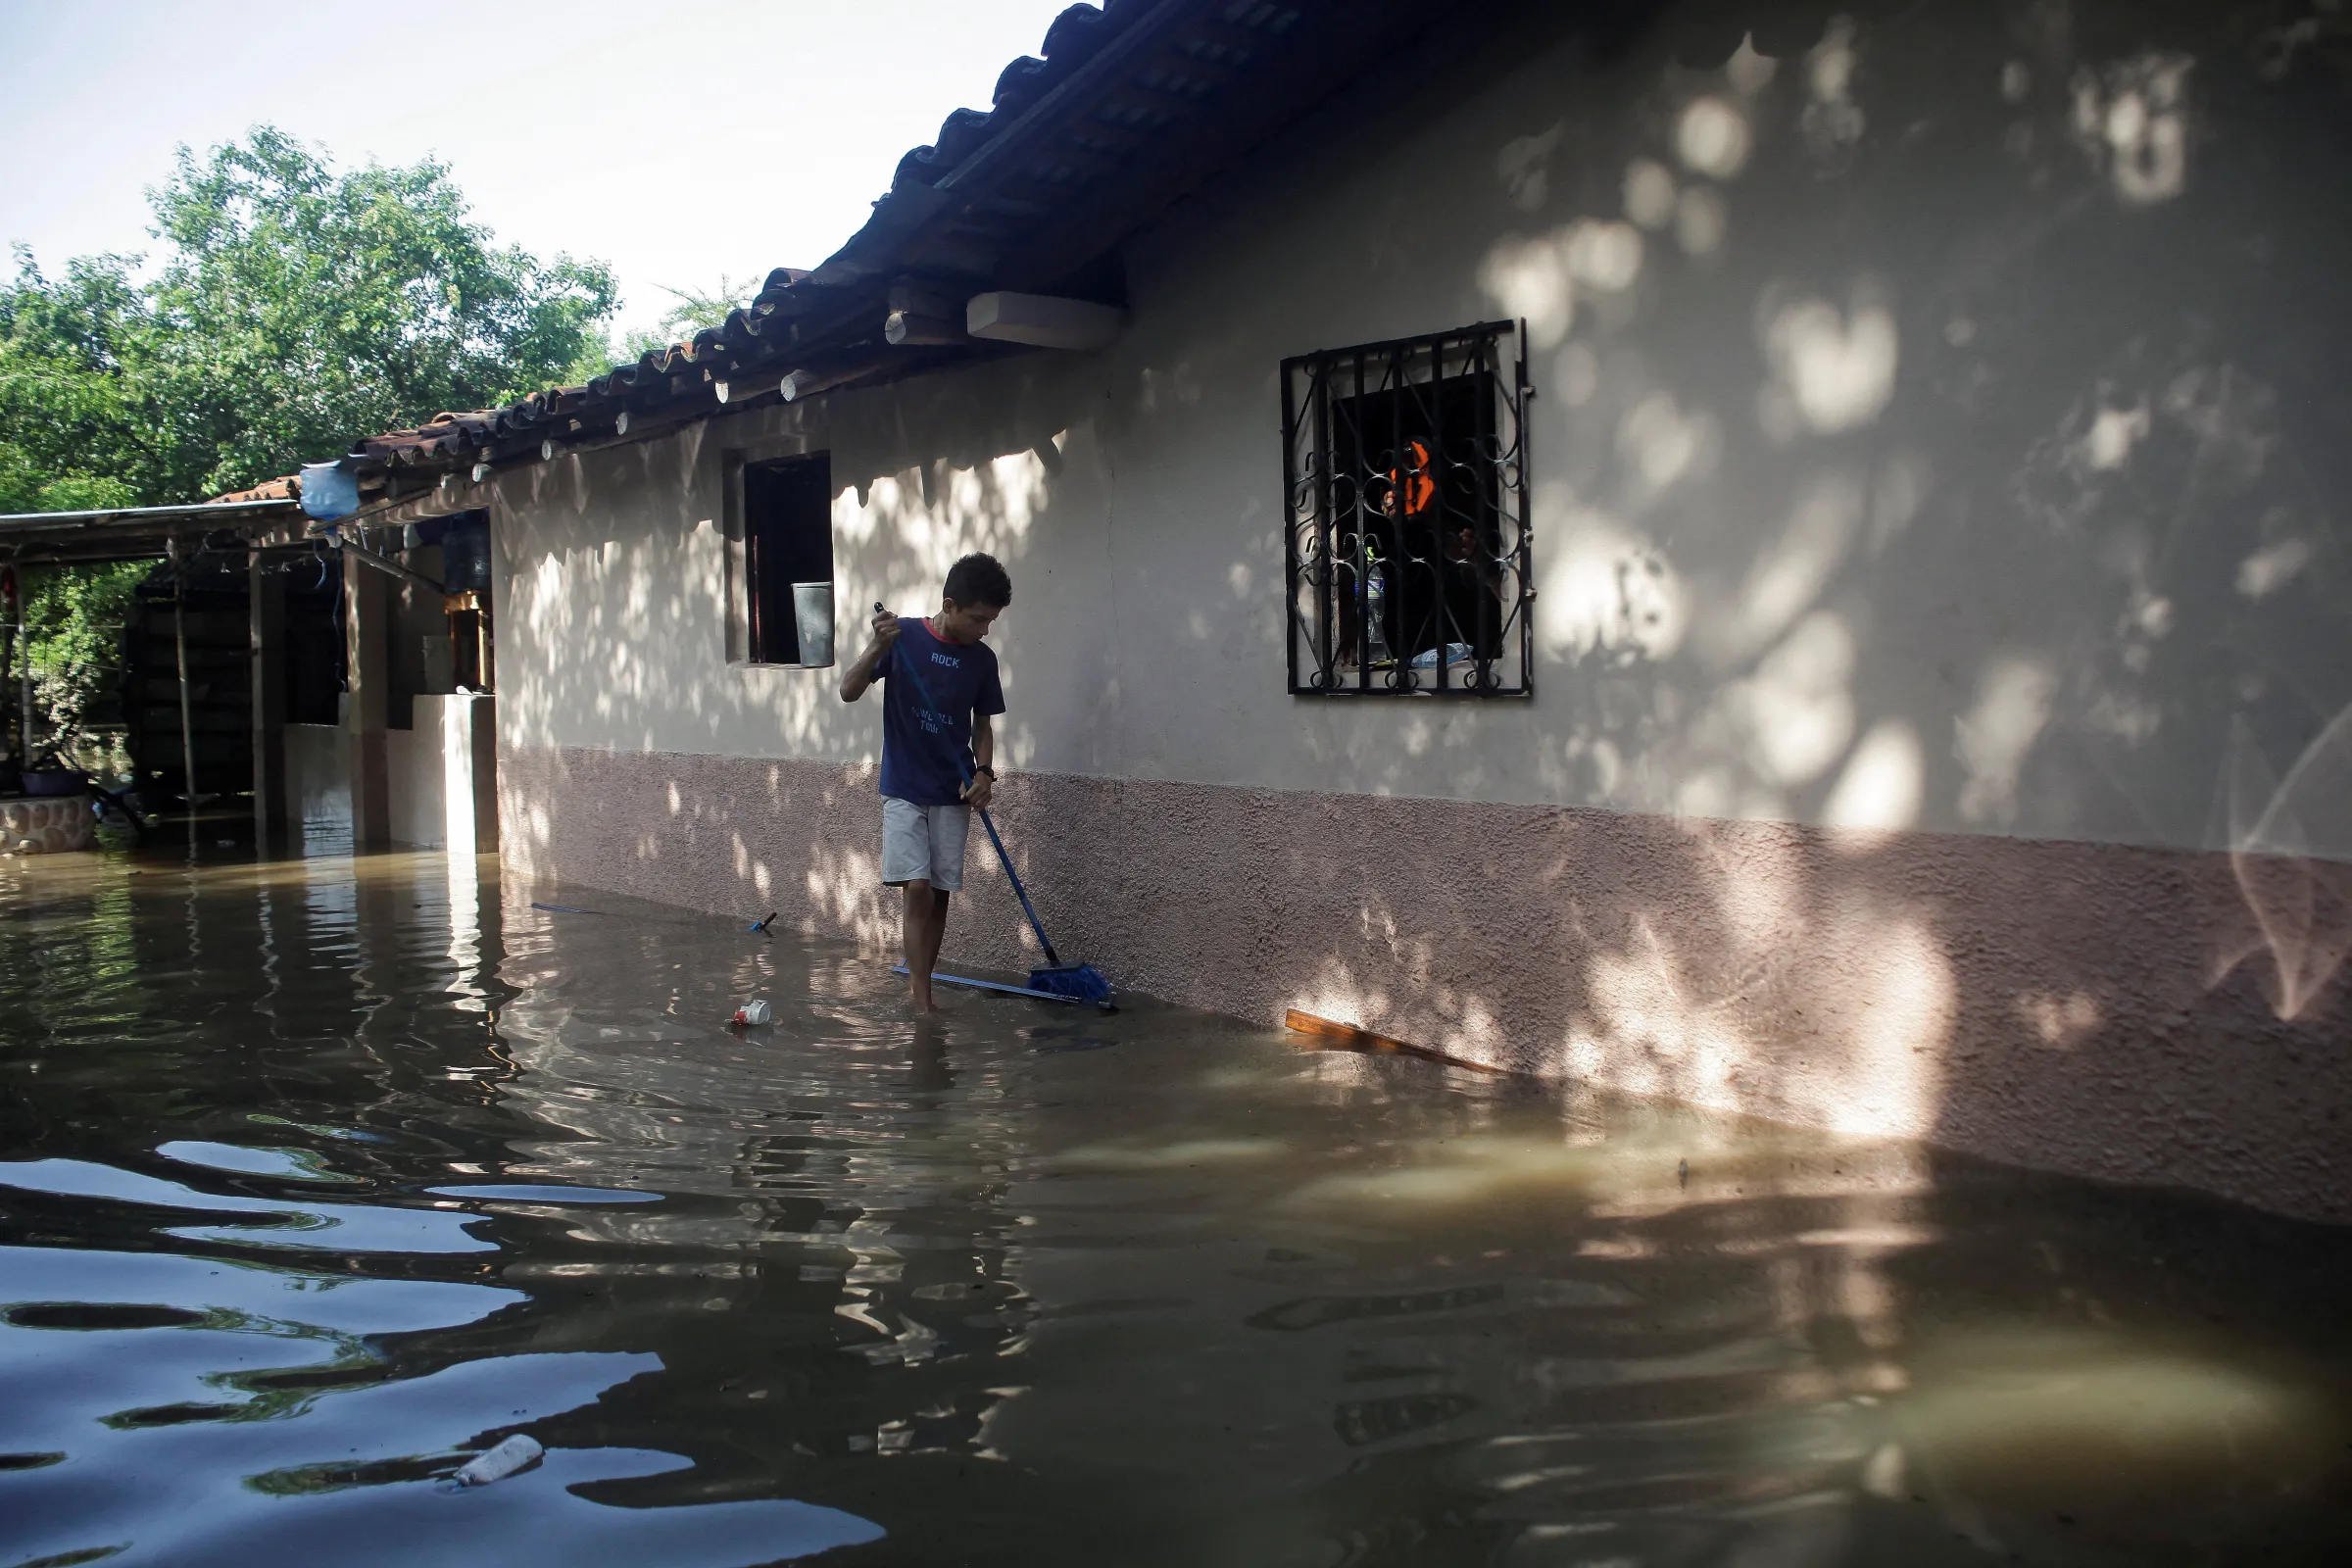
[748,911,776,933]
[426,1184,659,1204]
[1861,1442,1906,1496]
[733,1000,772,1026]
[453,1434,542,1488]
[246,1112,389,1144]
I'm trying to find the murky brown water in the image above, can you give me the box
[4,843,2350,1567]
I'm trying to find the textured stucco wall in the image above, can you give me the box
[383,695,499,853]
[485,0,2352,862]
[501,743,2352,1222]
[481,2,2352,1217]
[383,725,444,850]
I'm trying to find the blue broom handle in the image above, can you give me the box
[882,611,1062,965]
[971,806,1061,966]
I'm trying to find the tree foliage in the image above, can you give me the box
[566,272,760,385]
[0,125,619,509]
[0,250,147,514]
[145,128,619,498]
[640,272,759,351]
[17,562,146,760]
[0,127,620,763]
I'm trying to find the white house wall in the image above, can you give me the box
[488,0,2352,1222]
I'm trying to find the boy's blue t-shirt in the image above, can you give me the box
[878,616,1004,807]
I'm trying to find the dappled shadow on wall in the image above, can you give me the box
[1264,0,2352,1210]
[1465,5,2349,843]
[493,364,1094,791]
[1367,13,2352,1051]
[493,1,2352,1215]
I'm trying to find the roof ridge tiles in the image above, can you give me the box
[303,0,1432,502]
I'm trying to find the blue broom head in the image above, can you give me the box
[1029,961,1112,1004]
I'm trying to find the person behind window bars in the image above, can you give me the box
[1338,440,1501,680]
[839,553,1010,1014]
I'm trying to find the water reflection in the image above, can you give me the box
[3,846,2350,1565]
[0,1156,497,1252]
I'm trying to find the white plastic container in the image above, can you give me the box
[792,582,836,667]
[734,999,772,1026]
[454,1433,542,1488]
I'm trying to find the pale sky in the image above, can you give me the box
[0,0,1078,339]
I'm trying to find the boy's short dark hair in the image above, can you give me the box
[944,552,1011,610]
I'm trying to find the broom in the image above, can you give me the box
[877,605,1112,1004]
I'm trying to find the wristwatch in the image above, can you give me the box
[973,765,996,779]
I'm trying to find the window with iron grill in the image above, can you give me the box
[1281,321,1533,697]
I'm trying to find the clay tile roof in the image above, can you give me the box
[324,0,1449,507]
[352,412,501,468]
[208,476,299,505]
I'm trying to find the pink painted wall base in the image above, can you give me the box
[500,744,2352,1224]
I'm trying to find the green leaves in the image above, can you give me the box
[0,247,152,512]
[2,129,622,760]
[1,125,619,510]
[562,271,759,388]
[17,560,146,755]
[139,127,616,498]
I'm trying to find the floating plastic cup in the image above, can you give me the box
[734,999,772,1026]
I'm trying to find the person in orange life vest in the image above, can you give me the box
[838,552,1010,1014]
[1337,441,1488,665]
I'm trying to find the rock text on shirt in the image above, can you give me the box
[921,649,961,731]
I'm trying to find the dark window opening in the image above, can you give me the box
[1282,321,1533,696]
[434,512,494,695]
[446,593,494,693]
[283,579,344,725]
[744,453,836,666]
[439,513,493,594]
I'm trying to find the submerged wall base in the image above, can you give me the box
[501,744,2352,1224]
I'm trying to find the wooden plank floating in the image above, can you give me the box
[1281,1009,1507,1074]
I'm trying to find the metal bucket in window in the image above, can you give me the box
[792,582,835,667]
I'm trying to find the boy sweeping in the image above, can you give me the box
[839,553,1010,1013]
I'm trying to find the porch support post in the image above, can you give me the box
[169,543,198,810]
[343,541,390,850]
[250,551,286,845]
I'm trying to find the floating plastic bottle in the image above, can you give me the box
[454,1434,543,1488]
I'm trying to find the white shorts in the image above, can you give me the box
[881,797,972,892]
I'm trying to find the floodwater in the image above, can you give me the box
[4,847,2351,1568]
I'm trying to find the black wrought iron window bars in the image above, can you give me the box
[1282,319,1533,697]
